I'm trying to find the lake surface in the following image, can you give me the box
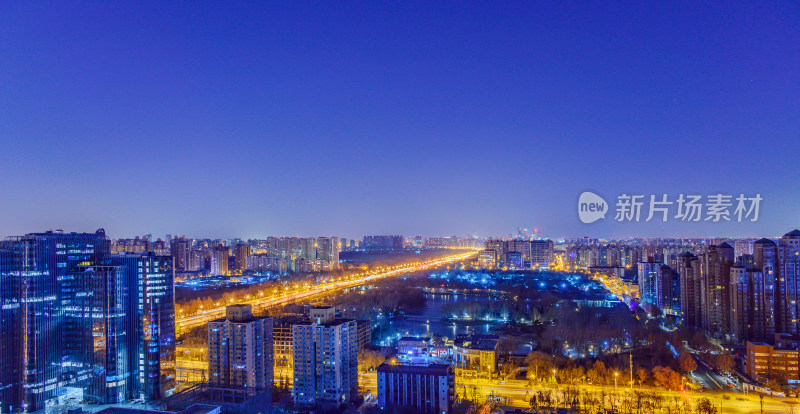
[383,291,499,342]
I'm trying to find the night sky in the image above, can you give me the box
[1,2,798,239]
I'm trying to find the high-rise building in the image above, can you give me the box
[234,243,251,273]
[752,238,779,339]
[273,315,308,383]
[210,244,229,276]
[530,240,554,268]
[0,248,17,412]
[208,305,273,392]
[362,235,404,250]
[0,230,110,412]
[316,237,339,270]
[292,311,358,407]
[0,233,177,409]
[779,230,800,335]
[734,239,755,258]
[485,240,504,266]
[170,237,191,271]
[65,264,131,403]
[678,252,702,327]
[637,261,662,307]
[505,251,523,269]
[729,265,776,342]
[476,249,497,269]
[246,254,287,273]
[699,243,735,337]
[505,240,531,265]
[658,266,681,315]
[377,362,454,414]
[189,249,209,272]
[0,230,174,410]
[105,252,176,400]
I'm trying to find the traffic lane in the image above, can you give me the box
[690,354,738,392]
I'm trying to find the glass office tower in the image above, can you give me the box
[0,229,109,412]
[105,252,176,400]
[64,264,131,404]
[0,230,176,412]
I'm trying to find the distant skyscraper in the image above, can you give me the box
[779,230,800,335]
[211,244,229,276]
[700,243,735,337]
[234,243,251,273]
[476,249,497,269]
[485,240,504,266]
[170,236,191,271]
[734,239,755,258]
[189,248,208,271]
[505,251,524,269]
[678,252,702,327]
[752,238,779,339]
[657,266,681,315]
[530,240,554,268]
[316,236,339,270]
[505,240,531,265]
[292,309,358,407]
[730,265,767,342]
[637,261,662,307]
[208,305,273,392]
[362,235,404,250]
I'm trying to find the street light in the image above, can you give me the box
[614,372,619,391]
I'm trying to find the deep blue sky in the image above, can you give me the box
[1,2,798,239]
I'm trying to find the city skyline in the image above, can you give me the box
[2,2,799,239]
[6,2,800,413]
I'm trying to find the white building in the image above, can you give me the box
[292,310,358,407]
[208,305,274,392]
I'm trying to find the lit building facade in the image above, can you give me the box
[210,245,229,276]
[377,362,454,414]
[745,340,799,382]
[0,230,177,411]
[292,314,358,407]
[208,305,273,392]
[105,252,176,400]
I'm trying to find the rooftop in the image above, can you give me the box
[377,361,453,375]
[784,229,800,238]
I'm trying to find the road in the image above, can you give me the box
[689,354,738,392]
[359,372,798,413]
[176,251,477,331]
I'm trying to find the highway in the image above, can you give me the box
[176,251,477,331]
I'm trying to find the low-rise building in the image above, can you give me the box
[453,334,499,374]
[745,340,800,382]
[377,361,454,414]
[398,337,431,356]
